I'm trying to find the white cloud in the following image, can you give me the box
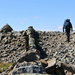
[73,25,75,30]
[57,26,62,29]
[56,26,62,31]
[57,25,75,31]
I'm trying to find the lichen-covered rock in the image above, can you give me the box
[10,61,46,75]
[0,24,13,33]
[18,49,40,62]
[27,26,35,35]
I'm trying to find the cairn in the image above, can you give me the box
[12,26,75,75]
[10,26,45,75]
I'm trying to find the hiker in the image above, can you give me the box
[63,19,73,42]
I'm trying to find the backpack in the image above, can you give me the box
[64,22,71,29]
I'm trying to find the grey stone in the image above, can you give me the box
[0,24,13,33]
[18,50,40,62]
[11,61,46,74]
[2,53,9,57]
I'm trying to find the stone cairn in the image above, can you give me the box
[10,26,75,75]
[0,25,75,75]
[9,26,46,75]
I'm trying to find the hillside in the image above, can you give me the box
[0,25,75,75]
[38,31,75,64]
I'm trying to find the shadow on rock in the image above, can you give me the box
[34,31,48,59]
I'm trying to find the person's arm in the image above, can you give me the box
[63,25,65,32]
[63,21,66,32]
[70,22,73,31]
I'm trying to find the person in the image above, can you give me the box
[63,19,73,42]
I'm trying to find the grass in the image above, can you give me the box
[0,63,13,72]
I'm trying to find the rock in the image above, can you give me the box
[27,26,35,35]
[2,53,9,57]
[45,58,56,69]
[0,71,2,73]
[54,67,65,75]
[10,61,46,74]
[61,63,75,74]
[0,33,5,40]
[18,49,40,62]
[45,58,56,73]
[10,47,16,51]
[0,24,13,33]
[40,59,48,67]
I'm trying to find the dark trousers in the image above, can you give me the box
[66,32,70,42]
[65,28,70,42]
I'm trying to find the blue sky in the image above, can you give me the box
[0,0,75,31]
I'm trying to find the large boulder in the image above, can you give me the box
[18,49,40,62]
[45,58,56,74]
[10,61,46,74]
[27,26,35,36]
[0,24,13,33]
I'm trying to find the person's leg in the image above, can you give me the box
[65,28,70,42]
[67,32,70,42]
[66,32,70,42]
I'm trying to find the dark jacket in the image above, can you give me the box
[63,19,73,32]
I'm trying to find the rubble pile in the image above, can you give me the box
[0,25,27,63]
[0,25,75,75]
[38,31,75,64]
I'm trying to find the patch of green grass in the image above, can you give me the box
[0,63,13,72]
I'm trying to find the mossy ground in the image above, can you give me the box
[0,63,13,72]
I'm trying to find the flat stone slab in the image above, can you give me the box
[45,58,56,69]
